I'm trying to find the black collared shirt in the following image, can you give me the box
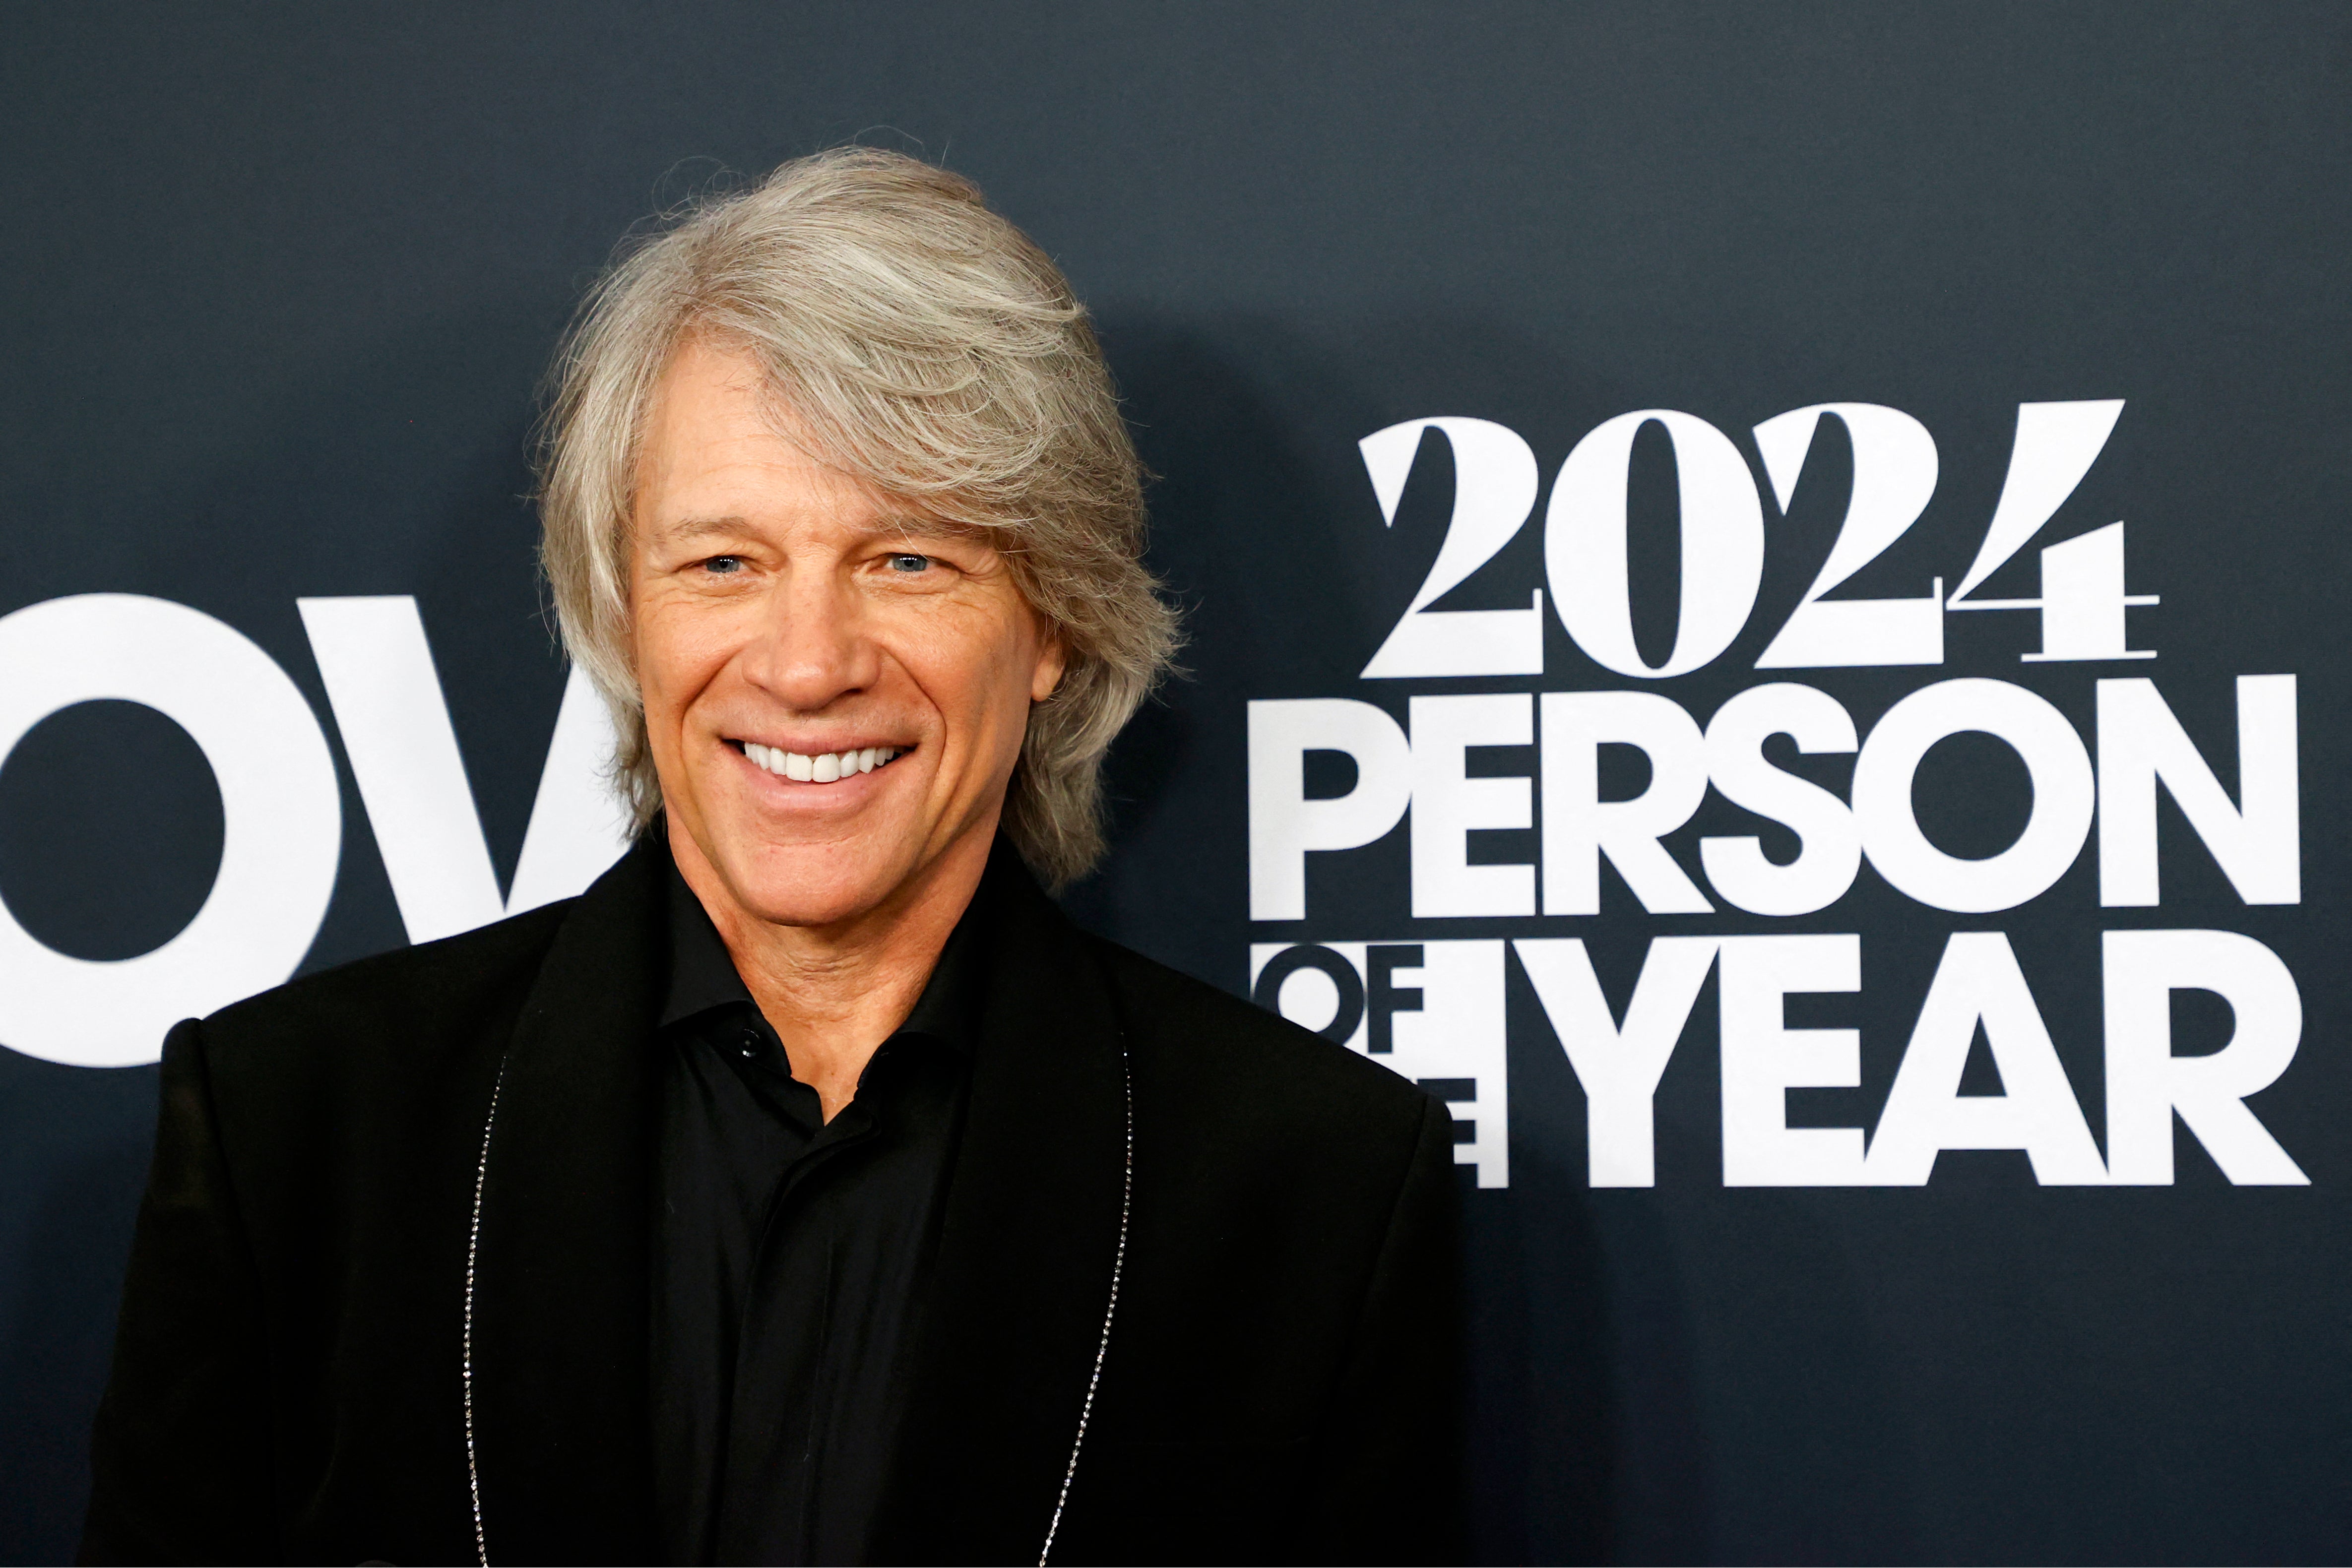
[649,856,984,1566]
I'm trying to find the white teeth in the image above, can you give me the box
[748,743,904,782]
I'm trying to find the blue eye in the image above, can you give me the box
[888,553,932,573]
[702,556,745,575]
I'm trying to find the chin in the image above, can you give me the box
[725,835,921,930]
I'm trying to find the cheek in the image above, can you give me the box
[902,606,1039,752]
[632,594,735,713]
[979,625,1049,760]
[629,607,685,706]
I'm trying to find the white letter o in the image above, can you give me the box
[1852,678,2092,914]
[0,595,341,1067]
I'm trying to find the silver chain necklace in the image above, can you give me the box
[462,1058,507,1568]
[1039,1039,1132,1565]
[459,1042,1134,1568]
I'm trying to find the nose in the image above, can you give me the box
[737,565,882,712]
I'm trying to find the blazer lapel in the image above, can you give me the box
[874,845,1131,1565]
[464,831,1127,1566]
[468,832,667,1565]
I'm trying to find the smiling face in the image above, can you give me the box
[630,337,1065,932]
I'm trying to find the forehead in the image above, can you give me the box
[637,339,864,517]
[635,338,981,554]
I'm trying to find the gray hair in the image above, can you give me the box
[537,148,1178,890]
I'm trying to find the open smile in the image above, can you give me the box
[738,740,909,784]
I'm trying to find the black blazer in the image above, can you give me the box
[81,835,1464,1566]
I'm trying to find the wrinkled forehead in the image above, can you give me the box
[629,337,988,549]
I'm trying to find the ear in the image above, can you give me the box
[1029,630,1069,704]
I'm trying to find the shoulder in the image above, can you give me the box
[189,899,576,1096]
[1085,932,1442,1156]
[211,898,572,1039]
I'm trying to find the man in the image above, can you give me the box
[81,149,1462,1567]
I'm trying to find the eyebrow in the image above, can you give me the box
[656,515,754,545]
[652,513,987,547]
[865,513,987,545]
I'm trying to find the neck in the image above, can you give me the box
[668,819,995,1122]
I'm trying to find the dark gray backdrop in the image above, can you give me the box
[2,3,2347,1563]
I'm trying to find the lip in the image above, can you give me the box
[731,736,910,756]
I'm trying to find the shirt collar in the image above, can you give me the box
[658,837,991,1055]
